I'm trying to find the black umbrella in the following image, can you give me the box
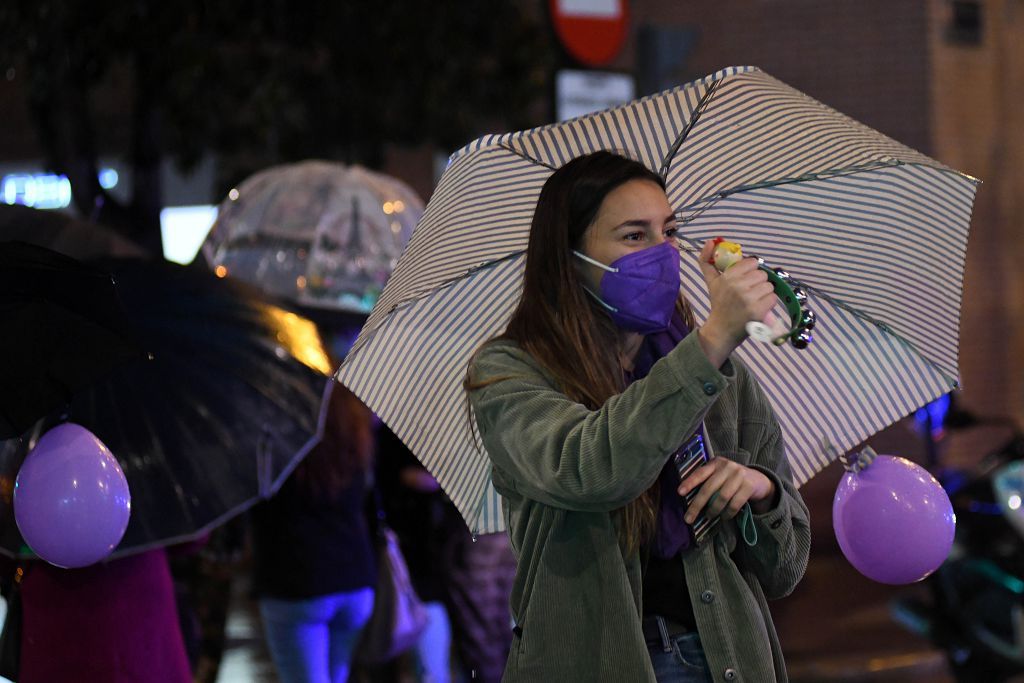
[0,204,149,260]
[0,258,332,557]
[0,241,141,438]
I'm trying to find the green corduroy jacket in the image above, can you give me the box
[468,331,811,683]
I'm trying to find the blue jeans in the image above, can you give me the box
[413,601,452,683]
[259,587,374,683]
[647,629,714,683]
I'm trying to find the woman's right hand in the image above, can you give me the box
[696,239,776,366]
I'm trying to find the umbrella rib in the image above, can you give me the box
[675,159,905,225]
[490,79,723,178]
[495,143,559,171]
[344,251,526,363]
[789,283,959,390]
[676,159,977,223]
[659,79,723,179]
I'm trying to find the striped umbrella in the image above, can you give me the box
[338,66,979,535]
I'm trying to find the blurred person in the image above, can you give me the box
[378,428,519,683]
[250,382,376,683]
[11,548,192,683]
[376,427,458,683]
[465,152,811,681]
[441,530,516,683]
[168,519,246,683]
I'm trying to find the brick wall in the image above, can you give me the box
[621,0,933,154]
[928,0,1024,432]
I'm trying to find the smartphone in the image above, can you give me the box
[673,432,720,547]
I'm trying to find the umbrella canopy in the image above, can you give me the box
[201,160,423,314]
[337,66,979,534]
[0,204,148,260]
[0,242,141,438]
[0,258,333,557]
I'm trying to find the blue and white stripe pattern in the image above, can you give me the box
[338,66,978,534]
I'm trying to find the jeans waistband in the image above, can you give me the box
[642,615,692,652]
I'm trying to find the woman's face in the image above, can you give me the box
[578,179,678,292]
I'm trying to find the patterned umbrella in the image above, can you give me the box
[337,66,979,534]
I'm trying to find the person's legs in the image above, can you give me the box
[325,586,375,683]
[647,630,714,683]
[414,601,452,683]
[441,531,516,683]
[260,596,332,683]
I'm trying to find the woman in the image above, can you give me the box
[376,425,457,682]
[466,151,811,682]
[250,381,376,683]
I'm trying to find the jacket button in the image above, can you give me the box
[702,381,717,396]
[723,669,737,681]
[700,590,715,604]
[770,519,783,530]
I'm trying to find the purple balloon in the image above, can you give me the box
[833,454,955,585]
[14,423,131,568]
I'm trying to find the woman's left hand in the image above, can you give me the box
[677,458,776,522]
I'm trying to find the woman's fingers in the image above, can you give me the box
[706,476,743,518]
[720,479,753,519]
[679,459,755,523]
[697,239,720,284]
[677,461,715,495]
[682,461,732,523]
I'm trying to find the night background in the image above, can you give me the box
[1,1,1023,681]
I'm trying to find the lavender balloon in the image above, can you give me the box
[833,454,955,585]
[14,423,131,568]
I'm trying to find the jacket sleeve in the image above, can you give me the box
[468,333,735,512]
[731,369,811,599]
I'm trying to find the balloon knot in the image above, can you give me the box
[839,445,878,473]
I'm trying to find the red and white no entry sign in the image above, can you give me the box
[549,0,629,67]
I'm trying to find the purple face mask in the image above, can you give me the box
[574,241,681,334]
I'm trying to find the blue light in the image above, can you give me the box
[915,393,951,440]
[98,168,119,189]
[1,168,119,209]
[967,500,1003,516]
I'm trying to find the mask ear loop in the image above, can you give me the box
[581,285,619,313]
[571,251,620,312]
[572,250,619,273]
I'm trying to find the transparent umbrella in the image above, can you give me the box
[201,160,423,314]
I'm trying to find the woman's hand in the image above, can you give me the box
[696,239,777,366]
[677,457,776,522]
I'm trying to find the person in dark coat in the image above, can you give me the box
[250,383,376,683]
[16,548,192,683]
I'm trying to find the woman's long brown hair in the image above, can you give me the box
[468,151,694,555]
[293,376,373,500]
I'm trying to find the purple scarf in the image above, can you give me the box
[625,312,700,558]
